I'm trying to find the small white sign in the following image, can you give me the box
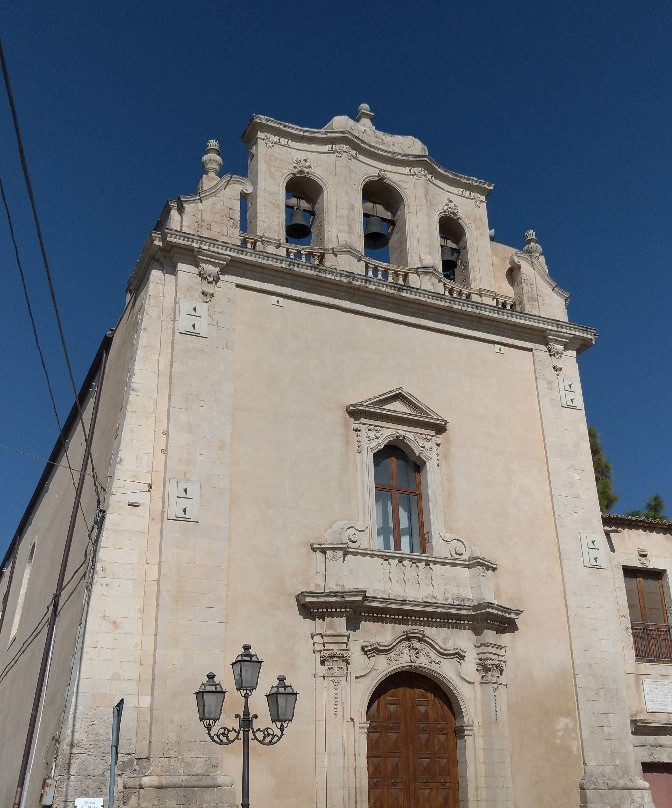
[643,680,672,713]
[559,377,583,410]
[75,799,103,808]
[580,533,606,569]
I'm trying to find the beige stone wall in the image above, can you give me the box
[220,276,582,808]
[0,289,142,808]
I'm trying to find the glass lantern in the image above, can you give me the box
[231,644,263,693]
[266,675,298,725]
[194,672,226,728]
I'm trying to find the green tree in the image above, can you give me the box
[588,426,618,513]
[627,494,668,521]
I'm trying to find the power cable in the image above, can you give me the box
[0,176,90,533]
[0,440,151,490]
[0,37,103,501]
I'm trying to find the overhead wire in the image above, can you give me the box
[0,177,91,534]
[0,37,104,502]
[0,440,151,491]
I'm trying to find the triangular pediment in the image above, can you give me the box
[346,388,447,433]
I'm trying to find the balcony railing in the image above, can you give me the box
[632,623,672,662]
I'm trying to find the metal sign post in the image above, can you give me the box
[108,699,124,808]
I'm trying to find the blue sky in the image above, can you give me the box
[0,1,670,558]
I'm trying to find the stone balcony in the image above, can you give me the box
[298,542,521,632]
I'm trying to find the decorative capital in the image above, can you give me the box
[523,229,543,257]
[201,139,223,178]
[475,642,506,684]
[320,649,351,676]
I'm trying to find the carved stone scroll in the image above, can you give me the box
[198,259,229,301]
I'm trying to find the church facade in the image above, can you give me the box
[0,106,669,808]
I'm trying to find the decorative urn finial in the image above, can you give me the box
[523,229,543,256]
[356,103,375,128]
[199,139,223,191]
[202,139,223,178]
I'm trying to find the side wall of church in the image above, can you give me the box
[0,289,144,808]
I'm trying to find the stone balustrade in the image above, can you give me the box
[312,543,497,607]
[235,232,515,310]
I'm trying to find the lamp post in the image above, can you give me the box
[195,644,298,808]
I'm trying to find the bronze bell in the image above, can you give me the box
[441,244,459,276]
[286,207,311,240]
[364,215,391,249]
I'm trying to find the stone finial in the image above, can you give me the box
[523,229,543,256]
[356,103,375,128]
[201,139,223,178]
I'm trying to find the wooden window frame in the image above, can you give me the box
[625,569,669,624]
[624,568,672,663]
[375,448,426,554]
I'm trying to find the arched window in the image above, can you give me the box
[374,445,425,553]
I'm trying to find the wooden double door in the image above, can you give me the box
[367,672,460,808]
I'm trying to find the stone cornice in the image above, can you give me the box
[179,173,251,205]
[242,115,494,196]
[296,589,521,631]
[131,229,597,353]
[310,543,497,571]
[603,514,672,533]
[346,388,448,434]
[510,250,570,301]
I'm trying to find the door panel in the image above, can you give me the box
[367,673,459,808]
[643,764,672,807]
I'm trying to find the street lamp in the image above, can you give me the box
[195,644,298,808]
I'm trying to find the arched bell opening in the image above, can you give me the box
[366,671,461,808]
[438,216,467,284]
[284,175,324,247]
[362,179,407,266]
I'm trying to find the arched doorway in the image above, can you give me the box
[367,672,459,808]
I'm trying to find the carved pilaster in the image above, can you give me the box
[313,634,351,808]
[320,650,350,718]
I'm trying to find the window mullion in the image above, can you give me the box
[391,490,401,552]
[659,577,669,625]
[415,469,426,554]
[637,576,648,624]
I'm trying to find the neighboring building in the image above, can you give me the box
[602,514,672,807]
[0,105,666,808]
